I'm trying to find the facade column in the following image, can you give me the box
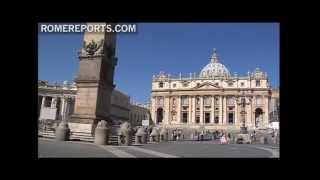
[245,96,250,127]
[235,97,238,127]
[219,96,222,125]
[264,95,269,128]
[151,97,156,124]
[65,97,70,121]
[177,96,181,124]
[247,97,252,128]
[191,96,196,124]
[41,96,46,108]
[211,96,215,124]
[223,96,227,125]
[51,97,56,108]
[39,96,46,119]
[188,96,192,124]
[200,96,204,124]
[252,96,256,128]
[60,96,65,120]
[164,96,170,124]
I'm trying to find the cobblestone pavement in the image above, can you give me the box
[38,138,279,158]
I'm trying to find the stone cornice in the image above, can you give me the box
[152,87,269,92]
[38,88,76,95]
[152,88,270,96]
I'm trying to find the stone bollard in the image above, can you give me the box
[135,127,147,144]
[94,120,110,145]
[118,122,132,146]
[160,128,168,142]
[260,136,268,144]
[55,121,70,141]
[150,127,159,142]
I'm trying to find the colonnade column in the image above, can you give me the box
[41,96,46,109]
[60,96,66,120]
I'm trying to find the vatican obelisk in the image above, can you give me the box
[69,23,117,138]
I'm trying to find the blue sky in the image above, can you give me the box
[38,23,279,103]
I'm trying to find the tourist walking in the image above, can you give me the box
[220,134,227,144]
[227,133,231,144]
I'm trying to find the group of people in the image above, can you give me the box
[218,131,231,144]
[171,129,183,141]
[190,130,232,144]
[250,131,257,141]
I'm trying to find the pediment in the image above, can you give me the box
[192,82,221,90]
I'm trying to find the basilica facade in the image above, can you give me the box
[151,49,272,132]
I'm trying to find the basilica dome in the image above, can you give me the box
[199,49,230,78]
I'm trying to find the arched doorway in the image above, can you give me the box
[255,108,263,128]
[156,108,163,124]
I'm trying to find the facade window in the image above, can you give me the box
[256,96,263,105]
[228,113,234,124]
[196,96,200,105]
[195,111,200,123]
[157,97,164,106]
[241,82,244,86]
[159,82,164,88]
[228,82,233,86]
[214,97,219,105]
[181,96,189,105]
[171,111,176,121]
[215,83,219,86]
[214,112,219,124]
[172,98,176,105]
[204,112,211,123]
[227,97,235,105]
[172,83,176,88]
[183,83,188,87]
[256,80,260,87]
[182,112,188,123]
[196,116,200,123]
[203,96,211,105]
[197,83,200,87]
[44,97,52,107]
[241,98,246,106]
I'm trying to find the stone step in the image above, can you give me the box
[38,132,138,145]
